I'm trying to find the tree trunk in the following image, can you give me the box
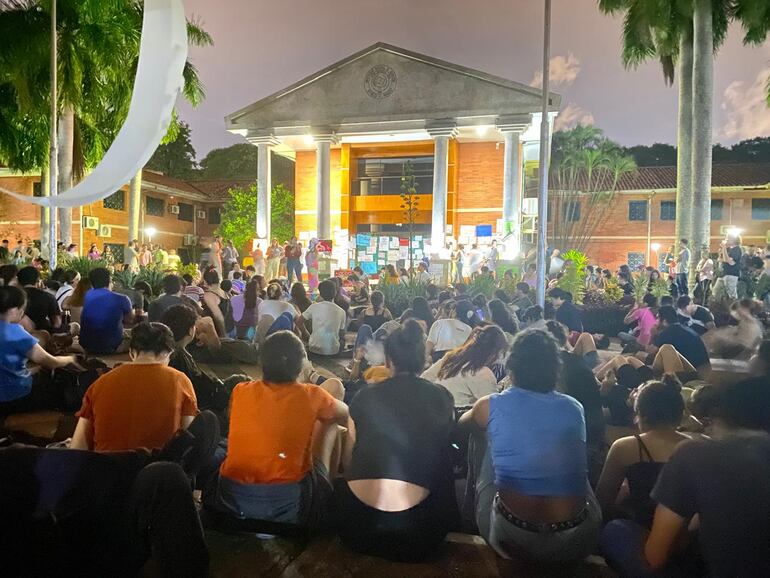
[39,165,50,259]
[128,169,142,246]
[675,25,694,246]
[57,105,74,245]
[690,0,714,286]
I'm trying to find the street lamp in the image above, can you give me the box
[651,243,661,268]
[145,226,157,244]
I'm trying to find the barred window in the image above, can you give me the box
[563,201,581,222]
[752,199,770,220]
[711,199,724,221]
[103,190,126,211]
[628,200,648,221]
[628,252,645,270]
[178,202,194,222]
[660,201,676,221]
[146,196,165,217]
[208,207,221,225]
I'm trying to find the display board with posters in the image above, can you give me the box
[352,233,425,275]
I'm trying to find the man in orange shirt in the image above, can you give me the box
[204,330,348,532]
[71,322,199,452]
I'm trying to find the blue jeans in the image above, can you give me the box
[675,273,689,296]
[287,259,303,284]
[601,519,692,578]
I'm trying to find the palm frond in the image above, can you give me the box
[187,17,213,47]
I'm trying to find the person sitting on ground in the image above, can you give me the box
[521,304,546,329]
[675,295,715,336]
[618,272,634,296]
[596,379,692,528]
[204,331,348,533]
[705,298,763,360]
[331,276,351,313]
[289,282,312,313]
[302,279,347,356]
[230,271,245,294]
[71,322,198,452]
[201,270,235,338]
[148,274,185,322]
[335,319,457,561]
[748,339,770,378]
[620,293,658,349]
[472,294,489,320]
[79,267,134,355]
[231,278,261,341]
[182,273,205,303]
[62,277,91,324]
[426,300,477,363]
[509,283,534,320]
[55,269,79,310]
[112,277,146,321]
[459,329,601,562]
[356,289,392,333]
[258,282,304,340]
[421,325,507,408]
[399,295,433,330]
[550,287,583,333]
[0,286,79,416]
[648,305,710,375]
[488,298,519,339]
[600,377,770,577]
[17,266,62,333]
[162,304,247,427]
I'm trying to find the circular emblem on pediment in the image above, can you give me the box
[364,65,397,99]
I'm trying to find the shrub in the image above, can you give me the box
[60,256,109,278]
[379,279,427,318]
[556,249,588,303]
[468,274,497,299]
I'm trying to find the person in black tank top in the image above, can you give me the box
[357,290,392,332]
[625,435,664,528]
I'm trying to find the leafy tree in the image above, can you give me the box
[399,160,420,272]
[217,182,294,250]
[549,126,637,253]
[146,121,197,179]
[198,144,257,179]
[624,143,677,166]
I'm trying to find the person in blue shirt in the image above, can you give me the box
[0,286,78,415]
[79,268,134,355]
[460,329,601,563]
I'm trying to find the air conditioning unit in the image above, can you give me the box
[98,225,112,238]
[169,205,180,215]
[82,216,100,230]
[197,210,206,220]
[183,234,197,246]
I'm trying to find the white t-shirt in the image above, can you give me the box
[259,300,296,322]
[416,270,431,284]
[302,301,347,355]
[427,318,472,352]
[422,361,499,407]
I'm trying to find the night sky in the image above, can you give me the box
[178,0,770,157]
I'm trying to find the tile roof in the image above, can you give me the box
[187,179,255,200]
[141,170,205,195]
[615,163,770,191]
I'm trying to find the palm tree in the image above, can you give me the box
[0,1,212,245]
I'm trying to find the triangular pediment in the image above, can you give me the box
[226,42,560,132]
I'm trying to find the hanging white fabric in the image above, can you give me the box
[1,0,188,208]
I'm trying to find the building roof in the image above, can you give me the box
[225,42,560,136]
[187,179,254,200]
[142,170,206,196]
[614,163,770,192]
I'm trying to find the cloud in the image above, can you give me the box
[721,67,770,140]
[531,53,582,89]
[554,103,595,130]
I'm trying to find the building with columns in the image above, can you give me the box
[225,43,560,257]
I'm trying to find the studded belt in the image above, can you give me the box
[494,493,589,533]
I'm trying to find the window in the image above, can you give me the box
[660,200,676,221]
[103,190,125,211]
[178,202,193,222]
[628,252,645,270]
[33,182,42,197]
[563,201,581,222]
[353,156,434,196]
[708,199,723,221]
[628,200,648,221]
[208,207,221,225]
[752,198,770,220]
[146,196,165,217]
[105,243,124,263]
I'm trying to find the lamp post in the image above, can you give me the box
[145,226,157,245]
[535,0,552,307]
[651,242,661,269]
[48,0,58,270]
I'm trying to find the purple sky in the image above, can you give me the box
[179,0,770,157]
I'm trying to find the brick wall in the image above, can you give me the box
[294,149,342,236]
[456,142,504,231]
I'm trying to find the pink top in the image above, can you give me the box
[630,307,656,347]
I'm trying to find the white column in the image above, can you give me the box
[427,123,457,251]
[315,133,335,239]
[497,115,530,249]
[247,131,279,242]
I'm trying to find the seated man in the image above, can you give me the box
[71,322,198,452]
[17,265,61,333]
[649,306,710,375]
[675,295,715,336]
[148,274,185,322]
[302,279,347,356]
[601,377,770,577]
[204,331,348,533]
[550,288,583,333]
[79,267,134,355]
[510,283,534,319]
[161,304,247,417]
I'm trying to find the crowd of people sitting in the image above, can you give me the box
[0,236,769,577]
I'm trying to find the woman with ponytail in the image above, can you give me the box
[335,319,457,562]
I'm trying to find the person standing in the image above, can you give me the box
[695,248,714,306]
[251,243,266,276]
[486,240,499,277]
[286,237,303,284]
[87,244,101,260]
[222,240,239,277]
[467,244,482,279]
[210,236,223,278]
[715,234,742,300]
[676,239,691,296]
[305,239,320,297]
[126,240,140,272]
[265,239,281,280]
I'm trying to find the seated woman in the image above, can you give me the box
[426,300,478,363]
[231,278,261,340]
[704,298,763,360]
[460,329,601,563]
[399,296,434,330]
[258,282,305,340]
[596,379,692,528]
[0,286,79,416]
[201,270,235,338]
[620,293,658,349]
[289,281,312,313]
[488,298,519,339]
[353,290,393,350]
[335,320,457,562]
[421,325,508,408]
[71,322,198,452]
[204,331,348,533]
